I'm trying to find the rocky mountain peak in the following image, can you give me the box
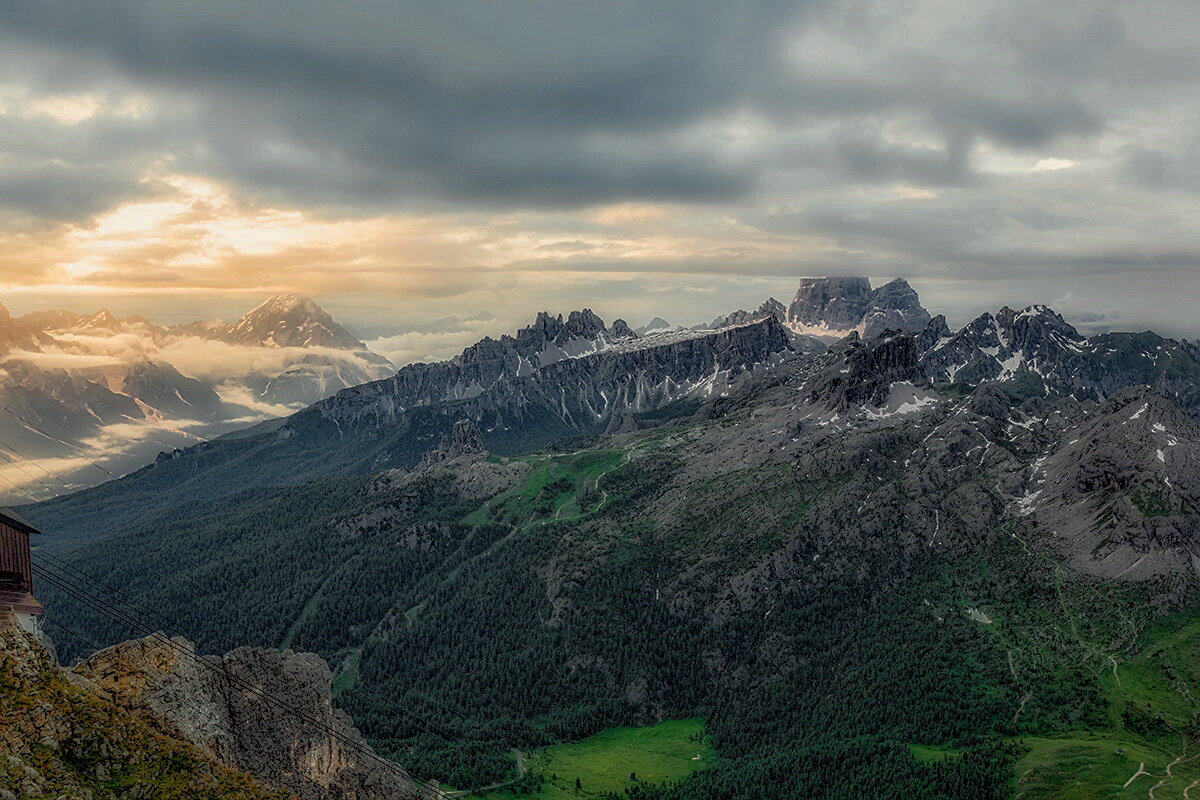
[610,318,635,338]
[229,295,365,350]
[788,277,874,331]
[458,308,640,377]
[565,308,606,338]
[760,297,787,318]
[921,303,1083,386]
[531,310,562,333]
[258,294,320,313]
[640,316,672,333]
[917,314,953,352]
[780,276,931,340]
[999,304,1083,349]
[713,297,788,330]
[860,278,932,339]
[81,308,121,330]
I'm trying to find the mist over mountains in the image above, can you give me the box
[0,294,392,499]
[2,276,1188,504]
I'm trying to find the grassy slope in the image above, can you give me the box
[1017,617,1200,798]
[463,449,627,530]
[475,719,713,800]
[908,743,967,763]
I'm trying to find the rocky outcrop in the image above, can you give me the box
[920,305,1085,385]
[918,305,1200,417]
[0,609,289,800]
[609,318,635,339]
[806,330,927,410]
[858,278,932,339]
[423,418,487,464]
[787,277,875,333]
[634,317,676,335]
[311,316,791,439]
[75,633,431,800]
[714,297,787,329]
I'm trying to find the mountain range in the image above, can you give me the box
[682,276,931,342]
[0,294,393,500]
[0,278,928,502]
[17,275,1200,799]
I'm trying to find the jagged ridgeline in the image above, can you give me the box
[29,309,792,551]
[22,280,1200,800]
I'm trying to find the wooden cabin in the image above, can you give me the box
[0,507,42,617]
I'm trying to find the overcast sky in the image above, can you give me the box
[1,0,1199,340]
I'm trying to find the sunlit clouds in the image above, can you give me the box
[0,166,829,316]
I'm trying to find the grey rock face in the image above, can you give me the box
[916,314,953,354]
[322,311,775,428]
[1025,387,1200,579]
[859,278,933,339]
[710,278,929,344]
[609,318,635,339]
[788,277,874,331]
[918,305,1200,419]
[920,305,1087,385]
[313,316,792,448]
[714,297,788,329]
[805,331,927,410]
[634,317,675,335]
[76,636,430,800]
[753,277,933,338]
[423,418,487,464]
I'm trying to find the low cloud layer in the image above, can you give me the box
[1,1,1199,336]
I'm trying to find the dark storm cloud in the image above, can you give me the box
[1,0,1178,214]
[0,0,812,209]
[0,162,153,225]
[1120,139,1200,192]
[833,128,974,186]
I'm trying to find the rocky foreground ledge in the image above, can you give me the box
[0,609,433,799]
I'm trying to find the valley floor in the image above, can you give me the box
[450,719,713,800]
